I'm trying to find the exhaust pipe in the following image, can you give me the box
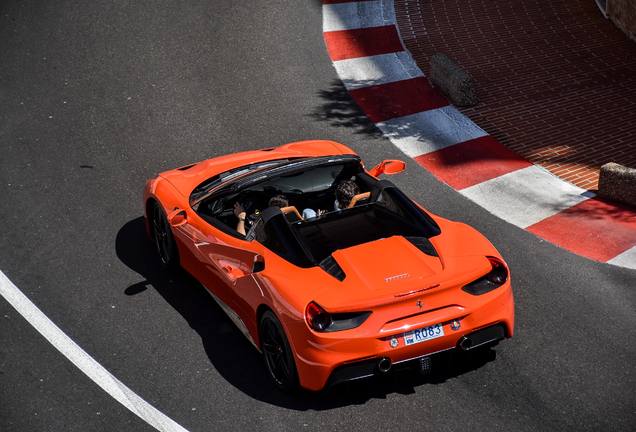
[459,336,473,351]
[378,357,392,372]
[458,325,506,351]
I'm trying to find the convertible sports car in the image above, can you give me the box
[143,140,514,392]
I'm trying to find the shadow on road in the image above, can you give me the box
[309,79,384,138]
[116,217,497,410]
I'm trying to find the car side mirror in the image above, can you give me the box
[168,208,187,227]
[368,160,406,177]
[252,255,265,273]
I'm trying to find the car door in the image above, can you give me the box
[181,212,268,343]
[229,240,271,339]
[168,208,247,307]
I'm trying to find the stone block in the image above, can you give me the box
[598,162,636,208]
[429,53,478,107]
[608,0,636,43]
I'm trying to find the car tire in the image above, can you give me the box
[152,202,180,270]
[259,311,299,392]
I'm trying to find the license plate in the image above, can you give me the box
[403,323,444,346]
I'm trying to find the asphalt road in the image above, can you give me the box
[1,1,634,431]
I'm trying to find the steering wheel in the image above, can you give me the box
[237,190,270,223]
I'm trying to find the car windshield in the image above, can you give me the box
[189,158,293,203]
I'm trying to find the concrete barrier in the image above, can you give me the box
[429,53,478,107]
[598,162,636,208]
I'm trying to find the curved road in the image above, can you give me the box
[0,1,634,431]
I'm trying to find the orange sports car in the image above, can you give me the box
[143,140,514,392]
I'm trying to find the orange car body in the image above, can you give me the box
[143,140,514,391]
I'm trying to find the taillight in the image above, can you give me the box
[487,256,508,284]
[306,302,332,332]
[461,256,509,296]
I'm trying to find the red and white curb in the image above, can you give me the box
[323,0,636,269]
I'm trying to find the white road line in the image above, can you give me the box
[0,270,190,432]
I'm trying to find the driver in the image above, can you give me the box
[234,195,289,235]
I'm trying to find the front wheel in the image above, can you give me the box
[152,202,180,270]
[259,311,299,392]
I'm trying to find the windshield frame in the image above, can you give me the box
[190,154,362,209]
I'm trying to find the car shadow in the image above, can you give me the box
[116,217,498,410]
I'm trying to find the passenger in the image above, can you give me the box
[301,208,320,221]
[334,180,361,210]
[302,180,361,220]
[234,195,288,235]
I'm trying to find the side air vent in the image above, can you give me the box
[405,236,439,257]
[320,255,346,282]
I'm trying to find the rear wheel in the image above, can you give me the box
[152,202,180,270]
[259,311,299,392]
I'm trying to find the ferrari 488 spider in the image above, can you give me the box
[143,140,514,391]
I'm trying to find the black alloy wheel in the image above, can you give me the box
[260,311,299,392]
[152,202,180,270]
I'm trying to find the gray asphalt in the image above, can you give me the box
[1,1,634,431]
